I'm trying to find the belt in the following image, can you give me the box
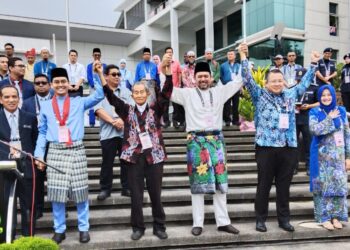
[188,130,221,136]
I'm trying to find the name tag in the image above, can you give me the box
[345,76,350,83]
[58,126,70,143]
[334,131,344,147]
[288,78,295,87]
[145,73,151,80]
[279,113,289,129]
[326,70,330,77]
[10,141,22,159]
[139,132,152,150]
[231,73,235,81]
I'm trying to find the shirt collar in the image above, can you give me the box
[4,108,19,121]
[136,102,147,114]
[36,93,51,101]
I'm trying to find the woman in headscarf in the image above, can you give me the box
[309,84,350,230]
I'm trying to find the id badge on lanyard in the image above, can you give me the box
[345,75,350,84]
[10,141,22,159]
[279,113,289,129]
[139,132,152,150]
[58,125,70,143]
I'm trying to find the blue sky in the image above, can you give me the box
[0,0,122,27]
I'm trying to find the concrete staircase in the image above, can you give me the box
[30,126,350,249]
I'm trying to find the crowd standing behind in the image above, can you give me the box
[0,41,350,245]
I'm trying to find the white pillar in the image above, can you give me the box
[65,0,71,53]
[204,0,214,50]
[170,0,179,60]
[242,0,247,42]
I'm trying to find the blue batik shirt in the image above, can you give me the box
[241,60,316,148]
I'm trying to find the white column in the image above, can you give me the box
[65,0,71,53]
[144,0,149,21]
[204,0,214,50]
[170,0,179,60]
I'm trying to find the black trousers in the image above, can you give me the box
[296,124,310,170]
[4,173,36,238]
[162,100,170,124]
[126,154,165,232]
[255,146,297,224]
[223,92,240,123]
[35,169,46,213]
[341,92,350,112]
[99,137,128,192]
[172,102,185,124]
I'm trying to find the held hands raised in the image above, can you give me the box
[346,159,350,171]
[310,51,321,64]
[161,54,172,76]
[93,60,103,75]
[238,43,248,61]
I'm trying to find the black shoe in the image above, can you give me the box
[153,229,168,239]
[279,222,295,232]
[218,224,240,234]
[162,121,170,129]
[293,169,298,175]
[97,190,111,201]
[191,227,203,236]
[79,231,90,243]
[121,189,131,197]
[131,230,144,240]
[225,121,231,127]
[36,210,43,220]
[256,221,267,232]
[191,227,202,236]
[174,121,180,129]
[52,232,66,244]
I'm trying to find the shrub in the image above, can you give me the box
[0,236,58,250]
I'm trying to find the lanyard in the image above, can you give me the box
[322,59,331,73]
[284,64,295,79]
[143,62,150,74]
[195,88,213,108]
[41,61,49,75]
[131,106,150,133]
[229,63,239,74]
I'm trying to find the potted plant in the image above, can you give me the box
[238,65,269,132]
[333,62,344,105]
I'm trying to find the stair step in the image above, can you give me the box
[37,219,350,250]
[33,201,321,229]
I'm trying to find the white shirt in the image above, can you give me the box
[62,62,86,85]
[136,102,148,115]
[171,80,243,132]
[4,108,20,140]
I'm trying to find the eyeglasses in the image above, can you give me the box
[188,56,195,58]
[109,72,121,77]
[93,54,101,57]
[14,64,25,68]
[288,55,296,57]
[52,80,68,84]
[34,81,49,86]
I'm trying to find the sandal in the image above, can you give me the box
[332,219,343,229]
[322,221,335,231]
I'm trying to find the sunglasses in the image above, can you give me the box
[109,72,121,77]
[34,81,49,86]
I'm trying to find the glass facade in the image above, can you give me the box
[249,39,305,67]
[227,10,242,44]
[246,0,305,36]
[196,19,223,56]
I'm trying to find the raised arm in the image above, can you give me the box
[83,61,106,110]
[239,43,261,104]
[292,51,320,97]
